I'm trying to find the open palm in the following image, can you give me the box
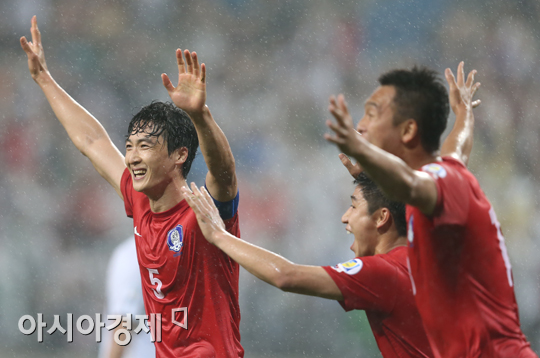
[162,49,206,116]
[20,16,50,82]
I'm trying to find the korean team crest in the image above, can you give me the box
[167,225,184,253]
[421,163,447,179]
[331,258,363,275]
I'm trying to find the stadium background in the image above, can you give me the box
[1,0,540,356]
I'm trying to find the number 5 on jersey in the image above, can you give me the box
[147,268,165,299]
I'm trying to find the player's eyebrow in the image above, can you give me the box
[125,136,157,145]
[364,101,378,109]
[350,195,358,202]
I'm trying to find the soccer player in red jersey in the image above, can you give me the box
[325,62,537,358]
[182,174,432,357]
[178,76,478,357]
[21,17,243,357]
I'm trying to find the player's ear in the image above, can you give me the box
[173,147,189,166]
[401,119,419,147]
[375,208,392,234]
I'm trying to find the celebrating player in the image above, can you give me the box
[325,63,537,357]
[21,16,243,357]
[182,175,432,357]
[178,68,481,357]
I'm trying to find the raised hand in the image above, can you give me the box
[181,183,226,244]
[445,61,481,115]
[325,94,365,157]
[162,49,207,117]
[20,15,50,83]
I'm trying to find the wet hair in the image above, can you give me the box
[378,66,449,153]
[354,173,407,237]
[127,101,198,178]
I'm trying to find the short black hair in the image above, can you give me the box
[378,66,449,153]
[127,101,198,178]
[354,173,407,237]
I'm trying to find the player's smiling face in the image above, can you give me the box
[341,186,379,257]
[356,85,404,156]
[125,130,185,197]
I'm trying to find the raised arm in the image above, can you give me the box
[325,95,438,215]
[162,50,237,202]
[440,62,481,165]
[181,183,342,300]
[20,16,125,198]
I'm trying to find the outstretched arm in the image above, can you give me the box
[20,16,125,198]
[440,62,481,165]
[181,183,343,300]
[162,50,237,202]
[325,95,438,215]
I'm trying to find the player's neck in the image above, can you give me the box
[146,176,189,213]
[402,148,440,170]
[375,235,407,255]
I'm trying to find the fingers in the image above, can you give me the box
[324,133,345,146]
[20,36,40,70]
[161,73,175,92]
[192,52,200,78]
[445,68,457,89]
[339,153,362,178]
[472,100,481,108]
[465,69,476,88]
[337,94,350,116]
[176,49,186,74]
[326,117,349,138]
[457,61,464,87]
[31,15,41,46]
[184,49,193,74]
[328,94,352,127]
[471,82,481,96]
[189,183,214,213]
[200,186,214,208]
[201,63,206,83]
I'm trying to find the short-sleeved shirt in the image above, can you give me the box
[323,246,433,358]
[99,237,155,358]
[407,157,536,358]
[121,169,243,358]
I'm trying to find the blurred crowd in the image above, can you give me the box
[1,0,540,356]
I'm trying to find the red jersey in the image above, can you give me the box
[406,157,536,358]
[323,246,433,358]
[121,169,243,358]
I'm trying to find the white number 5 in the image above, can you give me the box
[147,268,165,299]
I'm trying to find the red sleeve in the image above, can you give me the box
[224,211,240,237]
[323,256,398,313]
[421,158,469,228]
[120,168,134,218]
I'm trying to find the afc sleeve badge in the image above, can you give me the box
[331,258,364,275]
[421,163,447,179]
[167,225,184,253]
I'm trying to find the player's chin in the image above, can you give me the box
[131,180,147,193]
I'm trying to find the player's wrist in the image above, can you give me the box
[35,71,54,87]
[210,229,228,246]
[186,105,209,122]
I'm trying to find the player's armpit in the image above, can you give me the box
[408,171,438,216]
[278,265,343,301]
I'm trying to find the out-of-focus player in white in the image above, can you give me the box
[99,237,155,358]
[21,16,243,357]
